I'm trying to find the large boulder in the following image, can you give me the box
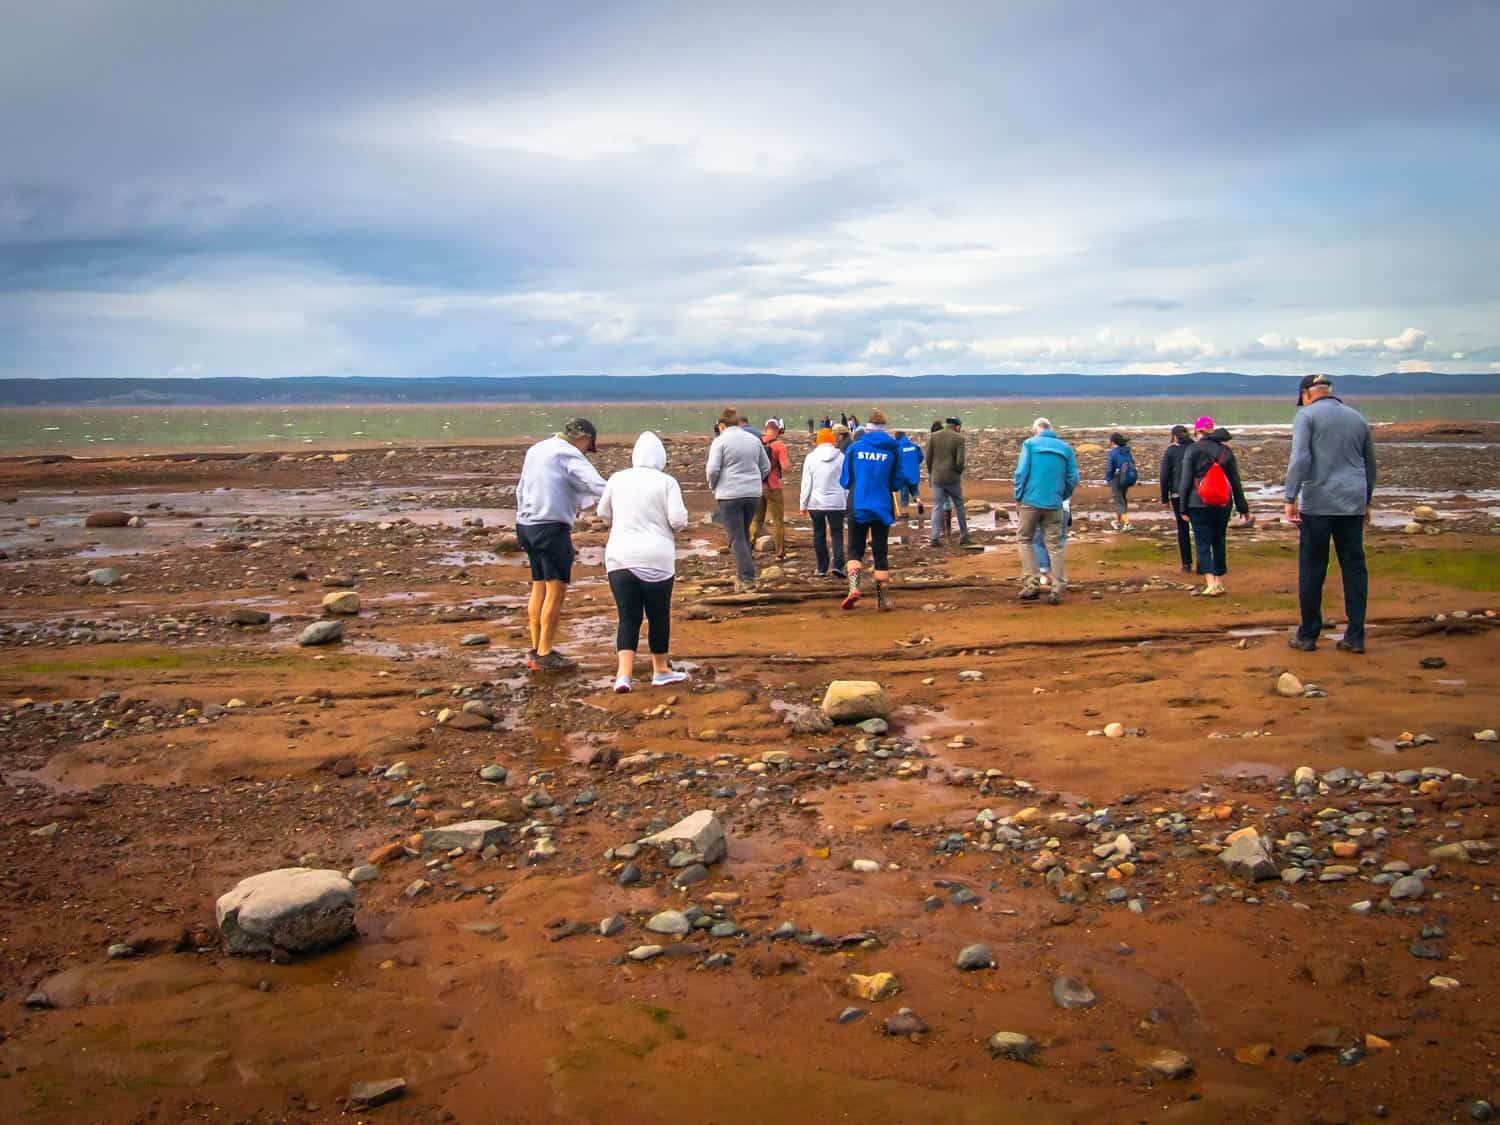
[1218,830,1278,882]
[321,591,361,615]
[298,620,344,646]
[821,681,891,723]
[84,511,132,528]
[639,810,727,865]
[216,868,356,959]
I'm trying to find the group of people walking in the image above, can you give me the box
[511,377,1377,688]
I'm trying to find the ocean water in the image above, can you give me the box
[2,396,1496,454]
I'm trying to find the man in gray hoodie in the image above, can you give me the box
[706,407,771,592]
[516,418,608,672]
[1284,374,1377,653]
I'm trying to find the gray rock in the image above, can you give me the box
[837,1006,866,1024]
[228,608,271,626]
[1218,832,1278,882]
[421,820,507,853]
[988,1031,1040,1063]
[1051,975,1097,1009]
[627,944,663,961]
[673,863,710,889]
[600,914,625,937]
[639,810,727,866]
[1389,875,1426,900]
[855,717,889,736]
[349,1078,406,1108]
[956,943,994,971]
[347,864,380,884]
[216,868,356,959]
[788,706,834,734]
[646,910,690,935]
[88,567,121,587]
[297,619,344,646]
[884,1008,929,1038]
[107,942,135,960]
[459,633,490,646]
[479,765,508,783]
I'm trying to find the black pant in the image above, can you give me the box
[1169,496,1193,569]
[608,570,674,654]
[810,510,846,574]
[1296,514,1368,646]
[848,520,890,570]
[1187,506,1231,576]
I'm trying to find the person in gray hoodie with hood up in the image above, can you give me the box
[705,407,771,592]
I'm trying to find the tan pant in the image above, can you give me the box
[1017,504,1065,591]
[749,488,786,556]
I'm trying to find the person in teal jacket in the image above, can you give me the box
[1013,417,1079,603]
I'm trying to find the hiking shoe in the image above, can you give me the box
[1018,587,1041,601]
[1336,639,1365,654]
[525,649,540,671]
[875,582,890,612]
[959,536,974,547]
[1288,637,1317,652]
[813,570,828,579]
[831,568,847,579]
[1047,588,1063,605]
[613,676,632,694]
[1121,522,1134,532]
[652,669,689,687]
[535,651,578,673]
[841,570,862,611]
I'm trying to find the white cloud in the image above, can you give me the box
[1396,359,1433,373]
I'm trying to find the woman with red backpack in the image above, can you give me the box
[1175,416,1252,597]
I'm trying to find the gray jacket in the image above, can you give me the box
[1283,397,1377,515]
[706,425,771,500]
[516,435,607,526]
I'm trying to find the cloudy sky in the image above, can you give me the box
[3,0,1498,380]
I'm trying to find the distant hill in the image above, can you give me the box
[3,372,1497,407]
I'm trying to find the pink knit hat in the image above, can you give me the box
[1194,416,1215,432]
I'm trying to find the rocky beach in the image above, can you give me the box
[1,420,1498,1124]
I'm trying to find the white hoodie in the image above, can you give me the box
[598,432,690,580]
[799,443,848,511]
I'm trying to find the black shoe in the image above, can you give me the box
[813,570,828,579]
[831,568,847,579]
[535,651,578,672]
[1336,639,1365,654]
[1288,637,1317,652]
[959,537,974,547]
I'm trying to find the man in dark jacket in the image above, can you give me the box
[925,417,970,546]
[1158,424,1194,572]
[1285,374,1377,653]
[1176,417,1252,597]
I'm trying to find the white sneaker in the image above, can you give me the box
[613,676,632,694]
[652,670,688,687]
[1039,574,1051,587]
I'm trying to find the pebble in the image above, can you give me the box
[647,910,690,935]
[627,944,663,961]
[837,1007,866,1024]
[1052,975,1097,1009]
[1388,875,1426,900]
[600,915,625,937]
[479,765,507,782]
[1276,671,1304,698]
[851,858,880,874]
[348,1078,406,1108]
[955,943,994,971]
[988,1031,1040,1062]
[1140,1049,1193,1080]
[883,1008,928,1038]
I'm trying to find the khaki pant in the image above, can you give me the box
[749,488,786,556]
[1017,504,1065,591]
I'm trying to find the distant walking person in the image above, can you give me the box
[1014,418,1079,604]
[515,418,607,672]
[926,416,970,546]
[598,432,690,693]
[1159,425,1194,572]
[799,427,848,578]
[1285,374,1377,653]
[839,408,915,611]
[893,430,924,523]
[1176,416,1252,597]
[706,407,771,593]
[748,418,791,558]
[1105,432,1138,531]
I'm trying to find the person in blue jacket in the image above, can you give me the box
[839,408,916,612]
[1104,432,1138,531]
[893,430,925,524]
[1013,417,1080,604]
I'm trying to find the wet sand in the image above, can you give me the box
[1,422,1498,1124]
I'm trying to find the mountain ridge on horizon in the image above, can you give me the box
[3,372,1497,408]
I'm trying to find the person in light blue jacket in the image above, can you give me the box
[1013,417,1080,604]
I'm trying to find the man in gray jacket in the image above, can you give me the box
[516,417,608,672]
[1284,374,1377,653]
[706,407,771,592]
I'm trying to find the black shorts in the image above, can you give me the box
[516,521,575,584]
[848,519,890,570]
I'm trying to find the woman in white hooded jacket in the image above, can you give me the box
[798,427,848,578]
[598,432,690,692]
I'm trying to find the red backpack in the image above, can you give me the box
[1197,452,1232,507]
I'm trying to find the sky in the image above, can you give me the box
[2,0,1498,381]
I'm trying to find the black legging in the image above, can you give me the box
[810,509,846,573]
[608,570,674,653]
[848,520,890,570]
[1169,496,1193,569]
